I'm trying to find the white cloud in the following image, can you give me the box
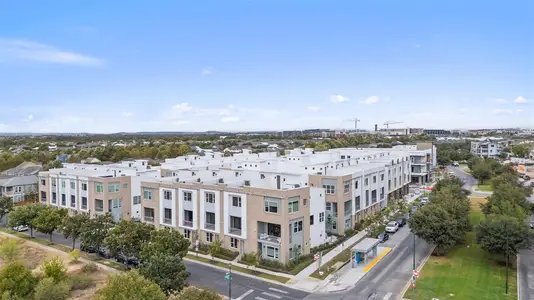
[307,106,320,112]
[359,96,380,105]
[329,94,349,103]
[0,38,103,66]
[121,112,133,117]
[493,98,507,103]
[23,114,33,122]
[492,108,523,115]
[202,67,213,75]
[514,96,528,103]
[221,116,240,123]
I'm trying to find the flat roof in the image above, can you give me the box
[351,238,381,252]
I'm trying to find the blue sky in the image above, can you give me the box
[0,0,532,133]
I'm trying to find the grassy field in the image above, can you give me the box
[476,184,493,192]
[404,197,517,300]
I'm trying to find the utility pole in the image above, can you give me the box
[345,118,361,131]
[505,253,509,294]
[226,263,232,299]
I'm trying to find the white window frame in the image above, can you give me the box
[108,182,120,193]
[184,229,191,239]
[323,185,335,194]
[81,183,88,191]
[264,199,279,213]
[163,190,173,200]
[206,232,214,243]
[266,246,279,259]
[144,189,153,200]
[319,212,325,222]
[205,192,215,203]
[70,181,75,189]
[183,191,192,202]
[288,199,299,213]
[133,196,141,205]
[61,180,66,188]
[344,182,350,193]
[232,196,242,207]
[230,237,239,249]
[14,186,23,193]
[95,183,103,193]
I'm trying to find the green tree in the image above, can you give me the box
[140,227,190,261]
[208,240,222,261]
[80,213,114,256]
[33,277,71,300]
[471,161,493,184]
[62,212,90,250]
[428,186,471,233]
[482,183,532,221]
[0,239,20,262]
[139,254,188,295]
[476,214,533,294]
[511,144,531,158]
[40,257,67,283]
[96,270,167,300]
[0,262,37,298]
[169,286,223,300]
[0,196,14,224]
[104,220,154,262]
[33,207,67,243]
[7,203,44,238]
[314,143,329,152]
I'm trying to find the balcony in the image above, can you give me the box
[205,223,215,230]
[163,218,172,225]
[258,233,281,244]
[183,220,193,227]
[229,227,242,235]
[144,216,154,222]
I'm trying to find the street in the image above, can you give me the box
[11,229,309,300]
[518,214,534,300]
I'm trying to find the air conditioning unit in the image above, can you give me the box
[197,178,201,183]
[175,178,180,183]
[218,178,224,184]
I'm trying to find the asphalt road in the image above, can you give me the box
[305,224,433,300]
[12,229,309,300]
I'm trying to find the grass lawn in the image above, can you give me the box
[185,254,290,284]
[404,197,517,300]
[476,184,493,192]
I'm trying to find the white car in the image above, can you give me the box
[12,225,29,232]
[420,197,429,205]
[385,221,399,233]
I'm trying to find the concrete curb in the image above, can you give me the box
[518,254,521,300]
[398,245,435,300]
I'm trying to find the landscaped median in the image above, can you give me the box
[475,184,493,192]
[185,254,291,284]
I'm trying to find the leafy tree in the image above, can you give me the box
[139,254,188,295]
[0,196,14,224]
[80,213,114,256]
[68,249,81,264]
[208,240,222,260]
[482,183,532,221]
[428,187,471,233]
[33,207,67,243]
[476,214,533,294]
[169,286,223,300]
[0,262,37,298]
[40,257,67,283]
[140,227,190,261]
[7,203,44,238]
[409,204,463,255]
[467,156,483,171]
[314,143,329,152]
[104,220,154,262]
[471,161,493,184]
[33,277,71,300]
[96,270,167,300]
[62,212,90,250]
[511,144,532,158]
[0,239,20,262]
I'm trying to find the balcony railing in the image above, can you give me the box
[258,233,281,244]
[144,216,154,222]
[205,223,215,230]
[183,220,193,227]
[163,218,172,224]
[71,203,76,208]
[229,227,242,235]
[41,198,47,202]
[81,204,87,210]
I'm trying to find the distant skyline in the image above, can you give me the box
[0,1,532,133]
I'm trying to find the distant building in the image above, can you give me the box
[56,154,71,163]
[0,162,41,203]
[471,141,502,158]
[423,129,451,135]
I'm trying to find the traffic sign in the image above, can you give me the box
[413,270,420,277]
[314,254,319,261]
[412,281,416,288]
[225,272,231,280]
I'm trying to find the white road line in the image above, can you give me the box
[236,289,254,300]
[255,297,268,300]
[261,292,282,299]
[383,292,392,300]
[268,288,288,294]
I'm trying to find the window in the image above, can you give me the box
[61,180,66,188]
[264,198,279,213]
[205,192,215,203]
[373,176,377,183]
[323,185,335,194]
[205,212,216,228]
[354,181,358,189]
[143,189,153,200]
[364,178,368,186]
[14,186,22,193]
[95,183,103,193]
[232,196,242,207]
[344,182,350,193]
[184,229,191,239]
[266,246,279,259]
[310,215,314,225]
[111,199,122,208]
[293,221,303,233]
[133,196,141,205]
[108,182,120,193]
[183,191,192,201]
[95,199,104,212]
[355,196,361,211]
[81,197,87,209]
[230,216,242,230]
[144,207,155,222]
[319,212,325,222]
[52,179,57,187]
[61,194,66,206]
[365,190,369,207]
[206,232,214,243]
[380,174,385,181]
[52,192,57,203]
[303,198,307,206]
[163,190,173,200]
[326,203,331,211]
[380,187,385,199]
[81,183,87,191]
[70,181,75,189]
[163,208,172,224]
[371,190,377,204]
[230,238,239,249]
[288,198,299,213]
[70,195,76,207]
[40,179,46,186]
[40,191,46,201]
[123,183,128,188]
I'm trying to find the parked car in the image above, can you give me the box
[404,213,411,220]
[410,206,418,213]
[530,222,534,229]
[12,225,28,232]
[385,221,399,233]
[377,232,389,243]
[396,217,406,227]
[420,197,428,206]
[80,242,97,253]
[452,162,460,167]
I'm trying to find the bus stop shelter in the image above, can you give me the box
[351,238,380,268]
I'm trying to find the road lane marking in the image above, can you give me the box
[261,292,282,299]
[363,247,392,273]
[268,288,288,294]
[383,292,392,300]
[236,289,254,300]
[255,298,268,300]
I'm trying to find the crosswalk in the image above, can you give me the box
[234,287,290,300]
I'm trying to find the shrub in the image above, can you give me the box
[69,274,95,290]
[68,249,81,264]
[0,239,20,262]
[0,262,37,298]
[40,257,67,283]
[34,277,71,300]
[81,262,98,273]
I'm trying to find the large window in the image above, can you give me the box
[323,185,335,194]
[364,178,369,186]
[61,180,66,188]
[343,182,350,193]
[81,197,87,209]
[266,246,279,259]
[205,212,216,228]
[264,197,279,213]
[70,182,75,189]
[163,190,173,200]
[108,182,120,193]
[61,194,66,206]
[232,196,242,207]
[163,208,172,224]
[95,199,104,212]
[95,183,103,193]
[70,195,76,208]
[133,196,141,205]
[365,190,369,207]
[293,220,303,233]
[183,191,192,202]
[355,196,361,211]
[205,192,215,203]
[288,198,299,213]
[52,192,57,203]
[371,190,377,204]
[81,183,87,191]
[143,189,153,200]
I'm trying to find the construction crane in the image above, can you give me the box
[383,121,403,129]
[345,118,361,130]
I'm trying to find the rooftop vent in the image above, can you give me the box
[218,178,224,184]
[197,178,201,183]
[244,180,250,186]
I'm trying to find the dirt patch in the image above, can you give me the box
[469,196,487,210]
